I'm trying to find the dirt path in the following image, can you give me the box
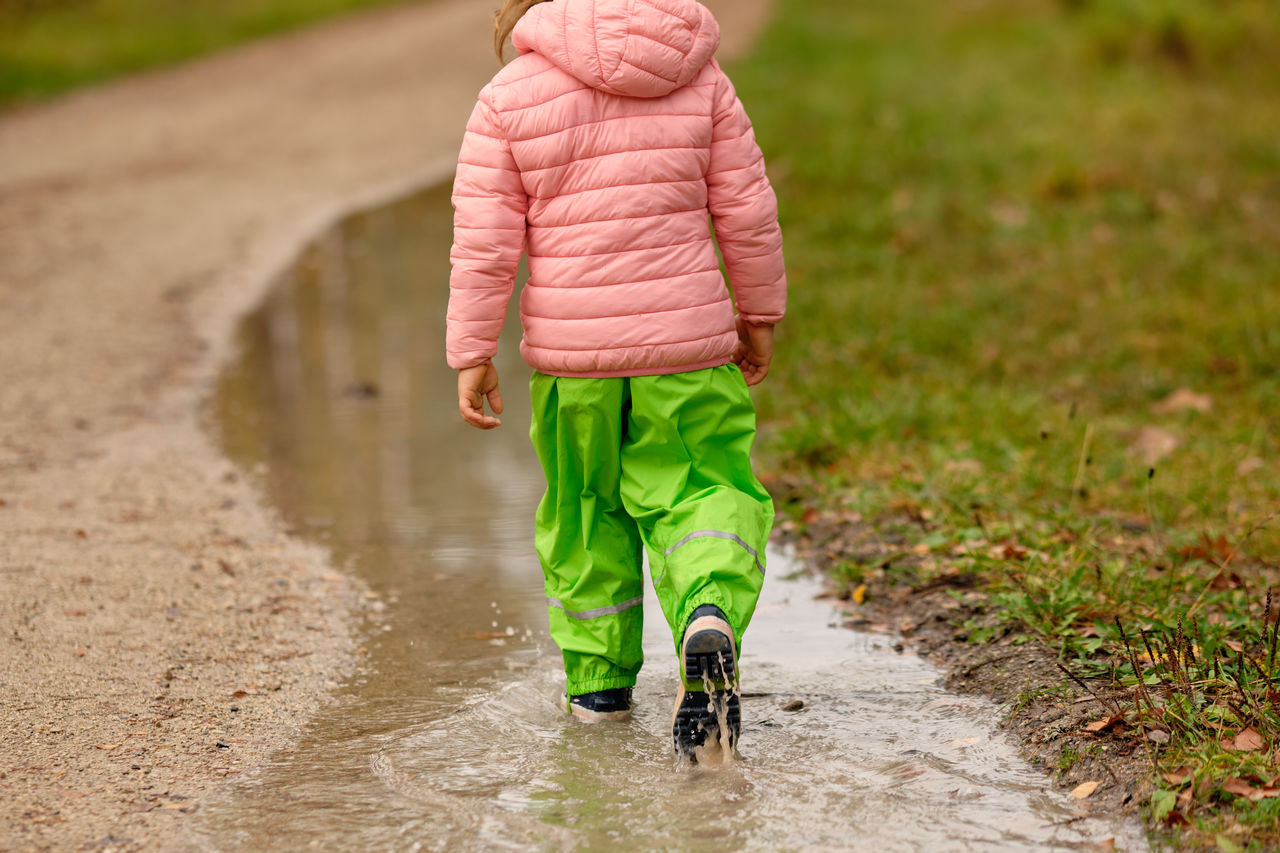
[0,1,772,849]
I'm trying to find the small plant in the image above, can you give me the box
[1095,592,1280,831]
[1058,743,1083,775]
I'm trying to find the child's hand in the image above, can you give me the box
[733,318,774,386]
[458,363,503,429]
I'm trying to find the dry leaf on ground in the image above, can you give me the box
[1222,776,1280,801]
[1221,777,1252,797]
[1235,727,1264,751]
[1130,426,1180,465]
[1237,456,1265,476]
[1071,780,1101,799]
[1084,713,1126,733]
[1153,388,1212,414]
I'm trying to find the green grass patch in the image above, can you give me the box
[0,0,413,108]
[734,0,1280,844]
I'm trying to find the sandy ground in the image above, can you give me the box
[0,1,772,850]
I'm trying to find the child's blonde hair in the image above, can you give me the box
[493,0,553,64]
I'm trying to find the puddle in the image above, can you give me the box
[197,186,1148,851]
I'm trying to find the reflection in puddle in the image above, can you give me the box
[198,187,1147,851]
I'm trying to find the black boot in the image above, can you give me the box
[565,687,633,722]
[672,604,739,761]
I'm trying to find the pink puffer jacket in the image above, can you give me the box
[446,0,786,376]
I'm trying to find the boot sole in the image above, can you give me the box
[672,615,740,760]
[672,683,741,760]
[681,614,738,689]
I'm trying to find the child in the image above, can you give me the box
[447,0,785,761]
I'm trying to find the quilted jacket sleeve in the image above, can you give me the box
[706,63,786,326]
[446,86,528,370]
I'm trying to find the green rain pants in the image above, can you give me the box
[529,364,773,696]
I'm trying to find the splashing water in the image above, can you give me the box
[690,653,740,767]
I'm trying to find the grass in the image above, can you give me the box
[731,0,1280,846]
[0,0,413,108]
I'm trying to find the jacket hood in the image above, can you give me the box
[511,0,720,98]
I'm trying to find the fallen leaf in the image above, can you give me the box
[1237,457,1265,477]
[1071,780,1101,799]
[1153,388,1212,415]
[1130,426,1180,465]
[1084,713,1126,733]
[1209,571,1244,590]
[1001,543,1028,561]
[1209,355,1239,374]
[989,202,1028,229]
[1163,767,1192,786]
[1235,727,1264,751]
[1178,533,1235,566]
[1219,777,1280,801]
[779,699,804,712]
[1133,650,1157,666]
[851,584,867,605]
[943,457,984,477]
[801,507,820,525]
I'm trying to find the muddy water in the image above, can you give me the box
[197,187,1147,851]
